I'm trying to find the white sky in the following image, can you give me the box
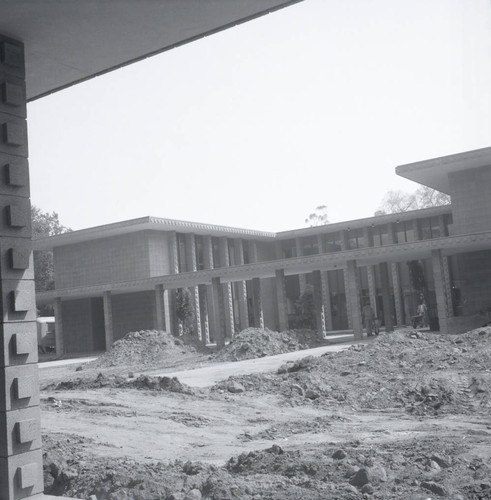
[26,0,491,232]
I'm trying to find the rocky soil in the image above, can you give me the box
[41,327,491,499]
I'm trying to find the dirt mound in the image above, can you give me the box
[213,328,316,361]
[45,372,194,394]
[42,431,489,499]
[214,328,491,416]
[88,330,205,369]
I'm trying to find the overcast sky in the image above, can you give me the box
[26,0,491,233]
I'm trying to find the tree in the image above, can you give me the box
[175,288,195,335]
[305,205,329,226]
[292,285,315,329]
[375,187,450,215]
[31,205,71,295]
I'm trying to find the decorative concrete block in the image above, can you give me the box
[1,279,36,322]
[0,117,28,156]
[0,364,39,411]
[7,203,28,228]
[0,38,25,75]
[9,247,30,271]
[14,375,34,400]
[0,154,29,198]
[0,449,43,500]
[11,290,31,312]
[0,77,26,119]
[0,322,38,368]
[0,406,41,457]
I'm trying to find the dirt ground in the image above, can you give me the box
[39,327,491,499]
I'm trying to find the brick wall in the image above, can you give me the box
[54,232,152,288]
[111,291,156,340]
[449,165,491,235]
[61,299,94,352]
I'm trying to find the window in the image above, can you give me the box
[324,232,342,253]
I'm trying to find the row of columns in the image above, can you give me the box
[53,245,456,353]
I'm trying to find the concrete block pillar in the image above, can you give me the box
[275,269,289,332]
[294,238,307,293]
[366,265,378,317]
[234,239,249,331]
[168,231,179,274]
[312,270,327,339]
[251,277,264,329]
[0,34,44,500]
[53,298,64,356]
[163,289,176,335]
[321,271,333,331]
[391,262,404,325]
[154,284,165,331]
[431,249,451,332]
[102,291,114,350]
[219,238,234,339]
[198,284,210,345]
[185,234,202,341]
[379,262,394,332]
[210,277,225,348]
[345,260,363,339]
[202,236,218,342]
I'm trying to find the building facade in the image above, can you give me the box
[35,147,491,354]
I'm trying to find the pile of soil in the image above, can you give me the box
[45,373,194,395]
[43,431,491,499]
[214,328,491,416]
[88,330,206,370]
[214,328,318,362]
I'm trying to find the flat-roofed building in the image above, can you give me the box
[34,147,491,355]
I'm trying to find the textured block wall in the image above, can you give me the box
[54,232,152,288]
[456,250,491,315]
[111,291,156,340]
[449,166,491,235]
[147,231,170,277]
[61,299,94,353]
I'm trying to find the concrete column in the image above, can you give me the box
[210,277,225,348]
[54,297,64,356]
[234,239,249,331]
[163,289,176,334]
[154,284,165,331]
[367,265,378,317]
[432,250,450,332]
[388,223,397,244]
[345,261,363,339]
[248,239,259,263]
[363,227,373,248]
[391,263,404,325]
[251,277,264,329]
[198,284,210,345]
[317,234,325,253]
[441,255,454,317]
[168,231,179,273]
[379,262,394,332]
[275,269,289,332]
[0,34,44,499]
[295,238,307,293]
[274,240,283,259]
[340,230,349,251]
[103,291,114,349]
[312,270,327,338]
[321,271,334,331]
[202,236,218,341]
[219,238,234,339]
[185,233,202,341]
